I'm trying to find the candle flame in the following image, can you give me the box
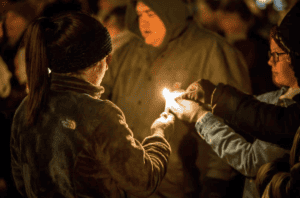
[162,88,183,113]
[162,88,171,100]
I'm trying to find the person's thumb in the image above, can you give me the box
[178,91,202,102]
[167,113,175,122]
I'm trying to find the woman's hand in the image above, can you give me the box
[170,98,210,123]
[182,79,216,105]
[151,112,175,141]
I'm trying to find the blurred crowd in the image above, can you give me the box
[0,0,299,197]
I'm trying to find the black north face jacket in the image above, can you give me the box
[10,73,171,198]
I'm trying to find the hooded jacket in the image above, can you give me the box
[102,0,252,197]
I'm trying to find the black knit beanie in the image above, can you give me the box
[47,13,112,73]
[275,0,300,83]
[277,0,300,56]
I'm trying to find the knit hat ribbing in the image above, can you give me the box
[50,26,112,73]
[42,13,112,74]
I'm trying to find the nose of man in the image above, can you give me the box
[268,56,275,67]
[139,18,150,31]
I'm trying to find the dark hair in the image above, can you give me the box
[40,1,83,18]
[269,26,289,54]
[200,0,253,22]
[40,0,101,17]
[23,12,111,126]
[270,25,300,86]
[255,155,290,197]
[87,0,100,15]
[255,129,300,197]
[221,0,253,22]
[204,0,222,11]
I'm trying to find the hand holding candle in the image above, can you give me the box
[162,86,211,123]
[169,98,209,123]
[181,79,216,106]
[151,111,175,141]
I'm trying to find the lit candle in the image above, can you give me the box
[162,88,183,113]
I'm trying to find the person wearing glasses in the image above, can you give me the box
[172,0,300,148]
[169,2,300,197]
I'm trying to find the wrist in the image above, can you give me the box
[199,79,216,104]
[152,128,165,137]
[211,83,225,106]
[196,111,209,123]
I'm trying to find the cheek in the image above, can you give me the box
[151,19,165,34]
[283,66,296,80]
[280,63,294,75]
[138,18,148,31]
[275,63,296,83]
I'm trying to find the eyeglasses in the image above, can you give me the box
[268,51,287,63]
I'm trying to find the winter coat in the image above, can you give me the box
[101,0,252,197]
[196,87,293,198]
[212,84,300,149]
[10,73,171,198]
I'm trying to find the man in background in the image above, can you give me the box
[102,0,251,197]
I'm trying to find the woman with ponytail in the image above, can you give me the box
[23,16,51,127]
[256,128,300,198]
[10,12,175,198]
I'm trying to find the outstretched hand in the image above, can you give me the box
[180,79,216,105]
[151,112,175,140]
[169,98,210,123]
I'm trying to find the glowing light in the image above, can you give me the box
[162,88,170,99]
[273,0,287,11]
[256,0,272,4]
[162,88,183,113]
[256,0,273,9]
[255,0,287,11]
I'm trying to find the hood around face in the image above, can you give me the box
[125,0,191,48]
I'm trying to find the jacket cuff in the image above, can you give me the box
[195,112,216,140]
[199,79,217,104]
[211,84,251,124]
[211,83,226,106]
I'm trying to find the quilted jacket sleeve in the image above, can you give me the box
[93,101,171,197]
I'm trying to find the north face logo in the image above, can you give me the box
[61,119,76,130]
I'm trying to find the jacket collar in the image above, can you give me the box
[50,73,104,99]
